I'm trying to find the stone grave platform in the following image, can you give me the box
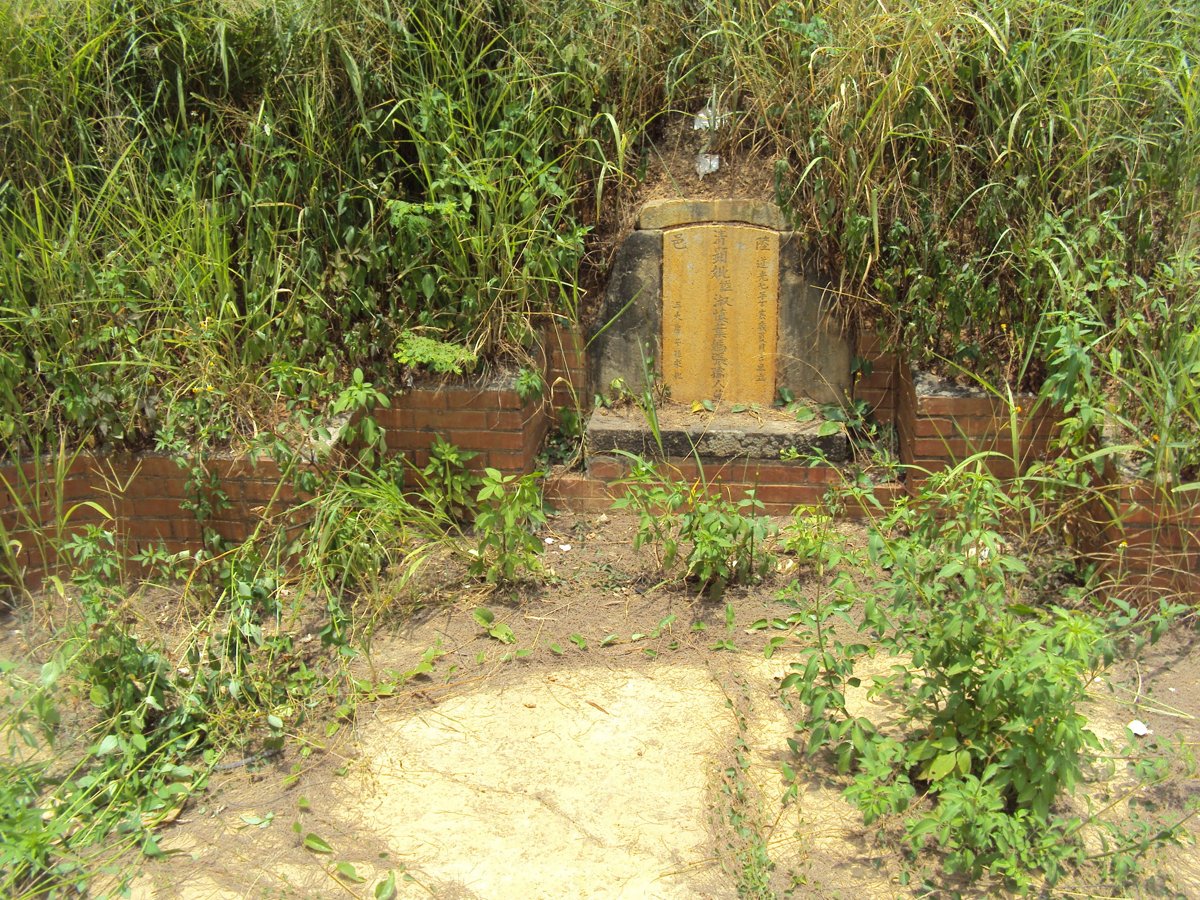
[586,402,848,462]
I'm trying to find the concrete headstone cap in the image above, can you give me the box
[637,198,787,231]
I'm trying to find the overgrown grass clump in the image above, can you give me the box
[0,0,598,451]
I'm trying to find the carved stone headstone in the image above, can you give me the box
[661,224,778,404]
[588,198,850,406]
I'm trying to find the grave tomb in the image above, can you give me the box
[587,199,853,462]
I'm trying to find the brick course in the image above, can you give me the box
[6,329,1197,605]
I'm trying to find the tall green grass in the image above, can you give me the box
[655,0,1200,478]
[0,0,600,454]
[1,0,1197,479]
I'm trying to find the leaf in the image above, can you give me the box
[569,633,588,649]
[599,633,618,647]
[334,862,366,883]
[956,749,972,776]
[936,561,963,581]
[549,643,564,655]
[488,623,515,644]
[40,658,63,688]
[651,614,676,637]
[142,832,164,858]
[267,714,283,730]
[928,752,958,782]
[239,812,275,829]
[97,734,120,756]
[375,871,397,900]
[793,406,816,423]
[304,832,334,854]
[472,607,495,627]
[817,420,841,437]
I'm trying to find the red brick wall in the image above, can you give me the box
[548,454,902,518]
[0,452,308,589]
[897,366,1059,480]
[543,323,587,416]
[855,331,901,425]
[1077,481,1200,602]
[3,371,558,591]
[374,381,550,475]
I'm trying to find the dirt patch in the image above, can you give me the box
[348,666,735,898]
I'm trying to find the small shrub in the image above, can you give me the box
[780,465,1187,890]
[611,455,685,572]
[419,437,480,523]
[612,456,776,595]
[679,492,775,595]
[471,469,546,584]
[332,368,390,467]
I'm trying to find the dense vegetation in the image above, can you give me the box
[1,0,1197,475]
[1,0,1198,894]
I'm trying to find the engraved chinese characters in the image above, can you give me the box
[661,224,779,404]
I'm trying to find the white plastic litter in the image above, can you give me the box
[1128,719,1152,737]
[559,544,572,553]
[695,153,720,178]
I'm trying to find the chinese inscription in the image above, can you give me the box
[661,224,778,404]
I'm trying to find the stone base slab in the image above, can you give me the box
[585,404,848,462]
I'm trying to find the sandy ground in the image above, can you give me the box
[44,513,1200,899]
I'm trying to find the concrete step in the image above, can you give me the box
[585,402,849,462]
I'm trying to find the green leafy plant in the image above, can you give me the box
[515,368,545,402]
[780,464,1188,889]
[819,398,877,448]
[332,368,391,468]
[0,524,210,895]
[611,454,685,572]
[419,438,480,523]
[471,469,546,584]
[612,455,776,596]
[678,491,776,596]
[394,331,478,377]
[472,607,516,644]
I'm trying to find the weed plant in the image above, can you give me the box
[418,437,481,524]
[0,438,460,895]
[613,454,776,596]
[470,468,546,584]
